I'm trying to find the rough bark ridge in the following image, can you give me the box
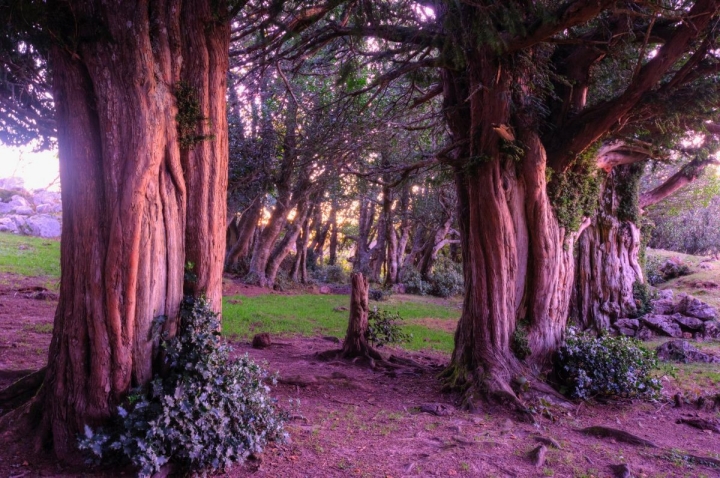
[573,165,644,332]
[37,0,229,462]
[440,46,577,409]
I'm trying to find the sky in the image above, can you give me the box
[0,145,60,191]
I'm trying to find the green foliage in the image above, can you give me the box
[365,307,410,348]
[369,288,392,301]
[312,264,348,284]
[616,163,644,223]
[556,328,661,400]
[630,281,653,318]
[511,322,531,360]
[428,260,464,298]
[548,147,604,231]
[175,81,214,148]
[403,267,431,296]
[78,297,287,477]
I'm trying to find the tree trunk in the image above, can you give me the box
[352,197,375,274]
[341,273,380,358]
[225,194,264,270]
[572,164,644,331]
[39,0,229,462]
[441,53,577,407]
[265,199,311,286]
[328,200,339,266]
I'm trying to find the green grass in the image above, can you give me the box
[0,233,60,278]
[222,294,459,353]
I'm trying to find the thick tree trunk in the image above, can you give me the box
[572,165,644,331]
[39,0,229,462]
[265,199,311,286]
[352,197,375,274]
[441,53,576,408]
[328,200,339,266]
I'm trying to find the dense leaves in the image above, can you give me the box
[78,297,287,477]
[556,328,661,400]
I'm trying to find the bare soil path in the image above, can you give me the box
[0,274,718,478]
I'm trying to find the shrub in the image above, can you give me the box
[79,297,287,477]
[403,267,431,295]
[555,328,661,400]
[630,281,653,318]
[312,264,348,284]
[429,262,463,298]
[645,254,666,285]
[511,322,531,360]
[365,307,410,347]
[369,288,392,301]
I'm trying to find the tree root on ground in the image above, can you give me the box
[578,426,658,448]
[0,367,46,416]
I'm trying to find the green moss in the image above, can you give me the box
[175,81,214,149]
[616,163,644,223]
[548,145,604,231]
[511,321,531,360]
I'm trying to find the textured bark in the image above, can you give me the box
[328,200,339,265]
[225,194,264,270]
[341,273,379,358]
[352,197,375,274]
[573,164,645,331]
[265,199,311,286]
[39,0,229,462]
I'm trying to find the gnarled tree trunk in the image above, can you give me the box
[572,164,644,332]
[36,0,229,462]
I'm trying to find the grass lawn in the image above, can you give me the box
[223,293,460,353]
[0,232,60,278]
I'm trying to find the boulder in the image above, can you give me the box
[8,195,29,209]
[656,340,719,363]
[0,177,24,190]
[670,313,704,332]
[32,190,61,206]
[0,217,18,233]
[702,321,720,340]
[675,295,717,321]
[36,203,62,214]
[13,206,34,216]
[252,333,272,349]
[651,298,675,315]
[614,318,640,330]
[636,326,654,340]
[0,202,13,214]
[656,289,674,301]
[641,315,683,338]
[24,214,61,238]
[615,327,636,337]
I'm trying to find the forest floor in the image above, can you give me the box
[0,249,719,477]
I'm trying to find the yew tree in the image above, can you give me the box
[1,0,235,462]
[239,0,720,407]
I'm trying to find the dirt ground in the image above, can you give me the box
[0,274,719,478]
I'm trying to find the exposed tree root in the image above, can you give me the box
[0,367,46,416]
[578,426,658,448]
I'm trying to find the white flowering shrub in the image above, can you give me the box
[79,296,287,477]
[556,328,661,400]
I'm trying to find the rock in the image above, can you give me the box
[391,283,406,294]
[656,340,719,363]
[671,313,704,331]
[614,318,640,330]
[419,403,454,416]
[651,298,675,315]
[13,206,33,215]
[0,202,12,214]
[529,444,547,468]
[636,326,654,340]
[36,203,62,214]
[608,463,631,478]
[0,217,18,233]
[641,315,683,337]
[25,214,61,238]
[0,177,24,190]
[7,194,29,208]
[615,327,636,337]
[701,321,720,340]
[656,289,674,301]
[251,332,271,349]
[32,190,60,206]
[675,295,717,321]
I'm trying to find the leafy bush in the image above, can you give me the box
[312,264,348,284]
[645,254,666,285]
[556,328,661,400]
[630,281,653,318]
[365,307,410,347]
[79,297,286,477]
[402,267,431,295]
[369,288,392,301]
[429,262,464,298]
[511,323,531,360]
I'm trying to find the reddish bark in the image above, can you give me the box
[38,0,229,462]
